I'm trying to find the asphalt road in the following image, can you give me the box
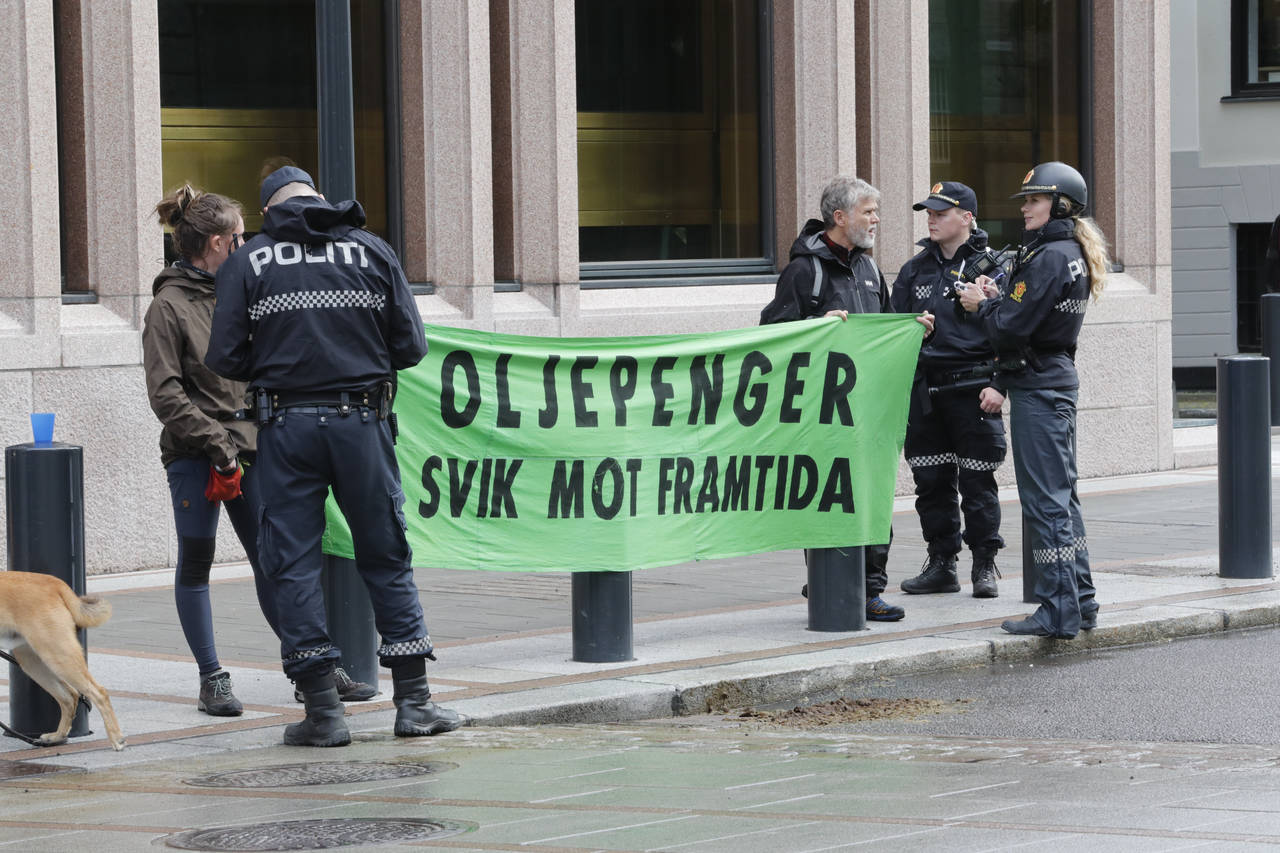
[760,625,1280,746]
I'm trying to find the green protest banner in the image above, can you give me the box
[322,316,922,571]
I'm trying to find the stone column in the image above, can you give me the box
[1079,0,1174,473]
[771,0,859,265]
[400,0,494,324]
[0,0,61,365]
[500,0,579,328]
[857,0,931,280]
[1093,0,1172,294]
[75,0,163,328]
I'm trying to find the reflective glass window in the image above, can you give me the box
[157,0,387,241]
[928,0,1082,249]
[576,0,764,266]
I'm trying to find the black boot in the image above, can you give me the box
[900,554,961,594]
[971,553,1001,598]
[392,665,464,737]
[284,672,351,747]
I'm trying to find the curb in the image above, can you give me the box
[450,590,1280,727]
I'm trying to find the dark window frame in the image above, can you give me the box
[578,1,776,289]
[1227,0,1280,100]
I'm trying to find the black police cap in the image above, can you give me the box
[913,181,977,215]
[260,166,316,209]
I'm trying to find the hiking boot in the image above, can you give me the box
[866,595,905,622]
[1001,617,1074,640]
[392,674,465,737]
[971,555,1001,598]
[294,666,377,703]
[198,670,243,717]
[284,673,351,747]
[1080,606,1099,630]
[900,554,961,594]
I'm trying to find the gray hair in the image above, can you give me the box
[265,181,319,208]
[820,175,880,227]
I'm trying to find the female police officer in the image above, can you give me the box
[958,162,1110,638]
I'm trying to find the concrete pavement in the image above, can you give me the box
[0,428,1276,768]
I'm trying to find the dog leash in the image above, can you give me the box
[0,648,91,747]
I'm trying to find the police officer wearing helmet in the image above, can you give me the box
[959,161,1111,638]
[206,166,463,746]
[893,182,1006,600]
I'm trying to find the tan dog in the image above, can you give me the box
[0,572,125,750]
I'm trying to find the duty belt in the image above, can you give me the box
[245,381,394,425]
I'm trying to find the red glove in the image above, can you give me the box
[205,463,243,502]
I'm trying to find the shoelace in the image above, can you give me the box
[209,674,233,698]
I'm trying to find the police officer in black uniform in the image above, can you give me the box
[893,182,1006,599]
[761,175,934,622]
[206,166,462,745]
[959,162,1109,638]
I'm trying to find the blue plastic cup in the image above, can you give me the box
[30,412,54,445]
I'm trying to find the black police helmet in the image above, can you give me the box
[1011,161,1087,219]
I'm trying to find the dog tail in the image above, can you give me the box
[59,585,113,628]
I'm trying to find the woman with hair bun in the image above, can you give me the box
[959,162,1110,640]
[143,185,374,715]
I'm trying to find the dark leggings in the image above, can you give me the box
[166,457,280,676]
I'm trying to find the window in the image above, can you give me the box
[1236,222,1271,352]
[1231,0,1280,98]
[928,0,1084,250]
[158,0,390,245]
[576,0,771,279]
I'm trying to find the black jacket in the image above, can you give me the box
[975,219,1090,390]
[891,229,994,365]
[205,195,427,393]
[760,219,888,323]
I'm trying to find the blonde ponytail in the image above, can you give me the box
[1073,216,1110,301]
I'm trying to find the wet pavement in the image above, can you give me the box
[0,429,1277,848]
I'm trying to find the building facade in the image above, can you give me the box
[1,0,1171,574]
[1171,0,1280,386]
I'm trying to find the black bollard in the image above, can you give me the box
[321,554,379,688]
[1262,294,1280,426]
[1021,515,1037,604]
[4,441,90,739]
[571,571,633,662]
[805,547,866,632]
[1218,355,1274,579]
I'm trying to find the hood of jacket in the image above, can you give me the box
[151,259,215,297]
[263,195,367,244]
[788,218,872,270]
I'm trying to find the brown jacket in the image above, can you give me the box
[143,263,255,468]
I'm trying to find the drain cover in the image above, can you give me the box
[0,760,66,780]
[162,818,472,851]
[186,761,456,789]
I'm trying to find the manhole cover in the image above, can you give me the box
[162,818,472,851]
[0,760,67,780]
[185,761,456,788]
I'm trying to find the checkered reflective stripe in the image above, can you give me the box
[906,453,958,468]
[914,285,931,300]
[1054,298,1087,314]
[1074,536,1088,552]
[249,290,386,321]
[958,457,1001,471]
[1033,546,1076,564]
[284,642,334,662]
[378,636,434,658]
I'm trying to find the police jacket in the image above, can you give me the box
[205,196,427,394]
[143,261,255,469]
[760,219,888,323]
[891,229,994,366]
[975,218,1089,390]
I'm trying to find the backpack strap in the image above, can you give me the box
[808,256,824,314]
